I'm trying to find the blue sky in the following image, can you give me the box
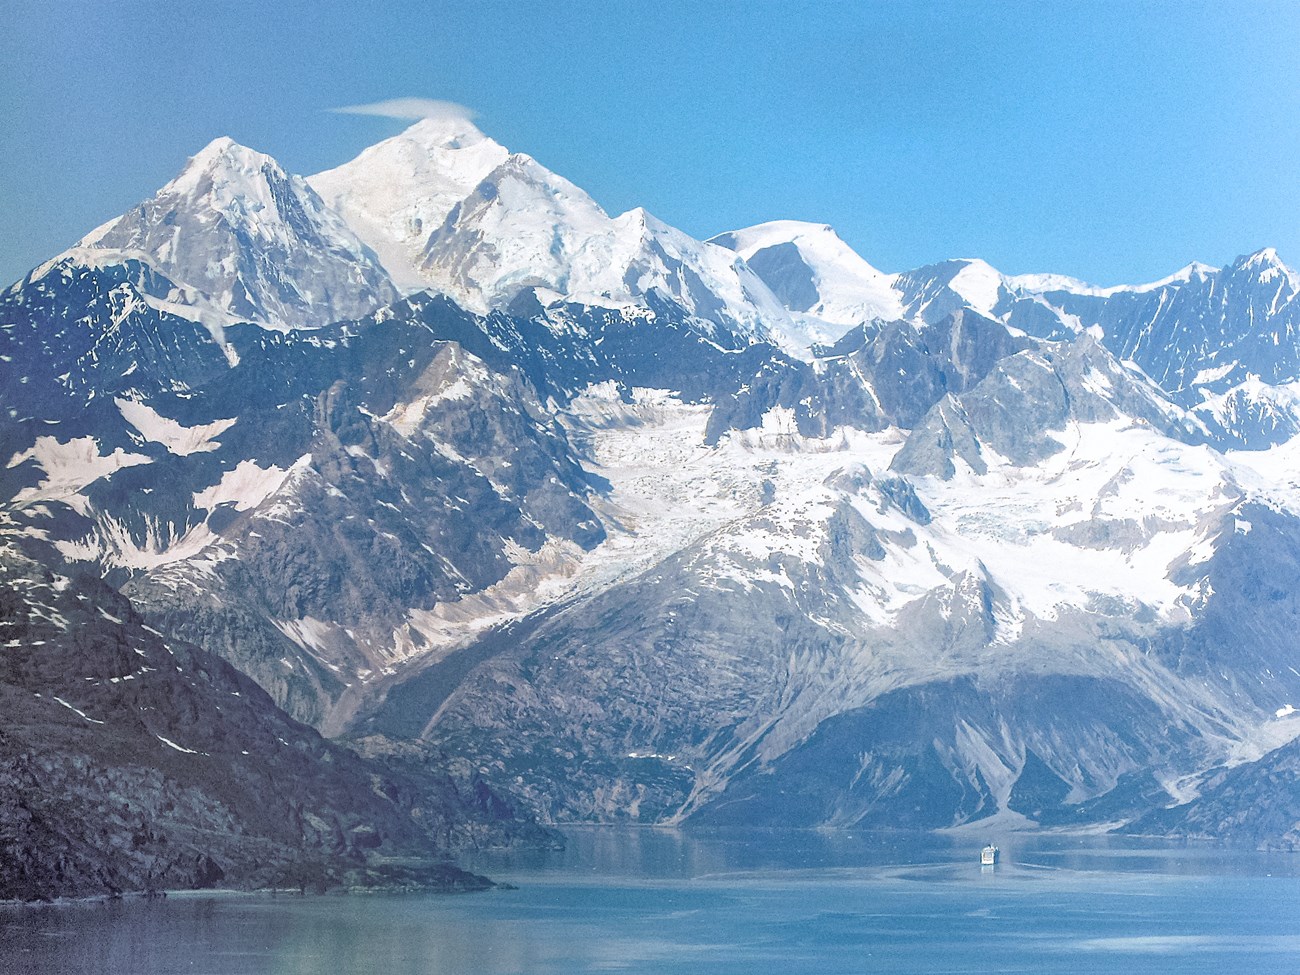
[4,1,1299,287]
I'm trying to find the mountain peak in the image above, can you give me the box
[78,135,293,253]
[198,134,238,154]
[710,220,903,342]
[708,220,843,255]
[1232,248,1294,275]
[74,133,396,330]
[1236,246,1289,271]
[1230,247,1299,292]
[459,152,607,228]
[613,206,672,237]
[167,137,285,196]
[1178,260,1218,280]
[307,117,511,292]
[925,259,1008,320]
[399,114,489,150]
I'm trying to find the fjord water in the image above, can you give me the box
[6,830,1300,974]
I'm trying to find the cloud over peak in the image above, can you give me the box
[329,98,478,123]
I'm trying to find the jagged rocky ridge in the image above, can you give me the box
[6,114,1300,890]
[715,226,1300,447]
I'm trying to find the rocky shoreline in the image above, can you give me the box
[0,861,508,907]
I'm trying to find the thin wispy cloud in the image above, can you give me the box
[328,98,477,124]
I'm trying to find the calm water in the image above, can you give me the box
[6,829,1300,974]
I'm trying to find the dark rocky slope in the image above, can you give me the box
[0,538,547,901]
[1134,731,1300,850]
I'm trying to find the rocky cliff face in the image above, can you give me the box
[0,534,548,901]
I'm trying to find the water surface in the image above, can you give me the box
[6,829,1300,974]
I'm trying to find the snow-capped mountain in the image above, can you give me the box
[308,115,510,293]
[10,115,1300,887]
[312,120,794,349]
[1029,248,1300,394]
[993,248,1300,446]
[1195,376,1300,445]
[708,221,905,349]
[715,221,1300,445]
[79,137,398,331]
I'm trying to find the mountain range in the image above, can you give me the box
[6,115,1300,896]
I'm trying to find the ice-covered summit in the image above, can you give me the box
[32,118,1300,432]
[79,136,397,330]
[1228,247,1299,292]
[310,120,793,345]
[308,118,511,292]
[146,136,282,199]
[710,221,904,347]
[416,150,612,312]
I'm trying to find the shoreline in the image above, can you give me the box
[0,860,509,908]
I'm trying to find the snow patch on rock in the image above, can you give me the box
[7,437,151,512]
[116,398,236,456]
